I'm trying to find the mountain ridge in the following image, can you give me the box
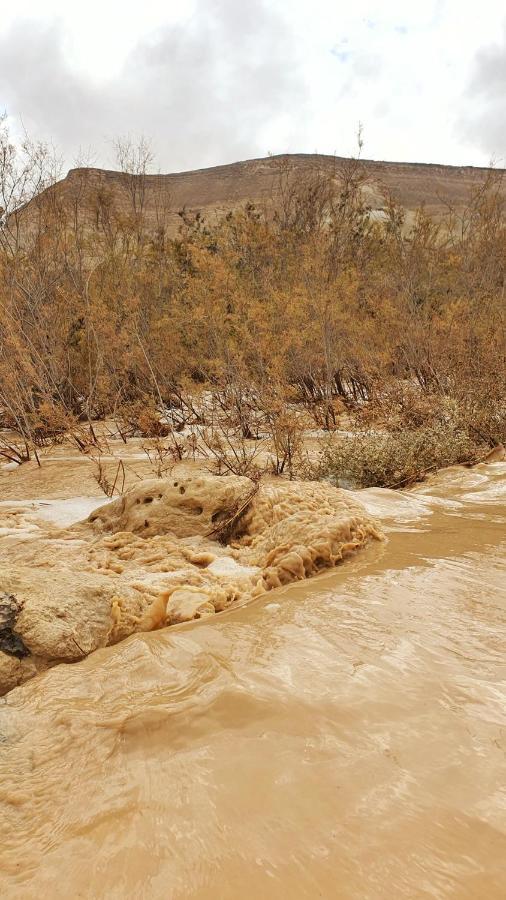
[11,152,506,237]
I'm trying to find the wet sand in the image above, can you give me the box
[0,459,505,898]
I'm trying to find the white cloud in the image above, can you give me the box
[0,1,308,170]
[0,0,504,171]
[458,24,506,163]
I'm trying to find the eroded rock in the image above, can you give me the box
[0,593,30,659]
[1,569,120,662]
[0,472,382,695]
[86,473,255,539]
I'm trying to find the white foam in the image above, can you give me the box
[34,497,104,527]
[207,557,260,578]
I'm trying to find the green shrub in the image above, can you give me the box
[315,423,478,489]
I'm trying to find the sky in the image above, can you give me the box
[0,0,505,173]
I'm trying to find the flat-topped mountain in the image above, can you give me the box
[9,153,506,238]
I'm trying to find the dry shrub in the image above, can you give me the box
[0,435,32,466]
[119,400,171,438]
[366,383,445,430]
[91,457,126,498]
[261,404,304,478]
[198,424,264,477]
[1,121,505,482]
[316,422,478,489]
[452,396,506,448]
[141,433,199,477]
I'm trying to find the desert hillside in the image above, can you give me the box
[13,153,506,236]
[1,139,504,491]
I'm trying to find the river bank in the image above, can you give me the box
[0,457,505,897]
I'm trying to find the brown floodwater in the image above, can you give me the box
[0,462,505,898]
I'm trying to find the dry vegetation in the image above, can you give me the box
[1,120,505,489]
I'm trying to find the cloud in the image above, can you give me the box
[458,24,506,162]
[0,0,308,172]
[1,0,505,170]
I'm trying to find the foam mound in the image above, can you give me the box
[0,472,382,694]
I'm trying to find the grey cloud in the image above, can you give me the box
[458,25,506,161]
[0,0,307,172]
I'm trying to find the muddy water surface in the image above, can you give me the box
[0,463,505,898]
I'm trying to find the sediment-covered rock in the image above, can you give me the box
[0,592,30,659]
[87,473,255,538]
[0,472,382,694]
[2,569,114,661]
[484,444,506,463]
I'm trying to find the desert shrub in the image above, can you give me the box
[453,397,506,447]
[197,423,264,477]
[1,122,505,477]
[118,400,171,438]
[315,422,478,489]
[368,382,446,430]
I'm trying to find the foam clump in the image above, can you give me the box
[0,472,381,694]
[236,481,380,588]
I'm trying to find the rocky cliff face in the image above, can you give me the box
[10,153,506,238]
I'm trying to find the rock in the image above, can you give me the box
[86,473,255,539]
[0,568,114,662]
[0,472,381,696]
[484,444,506,463]
[0,593,30,659]
[0,651,41,695]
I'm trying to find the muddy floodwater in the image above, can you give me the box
[0,457,505,898]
